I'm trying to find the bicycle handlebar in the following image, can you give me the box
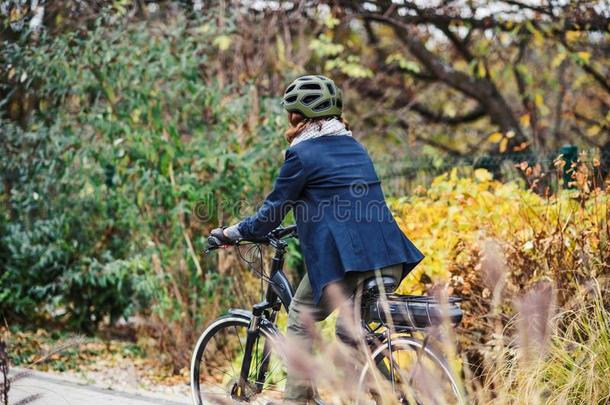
[204,225,297,254]
[269,224,297,239]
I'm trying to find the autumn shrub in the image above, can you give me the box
[390,165,609,403]
[393,165,608,299]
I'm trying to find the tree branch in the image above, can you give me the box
[512,38,540,146]
[410,102,486,125]
[360,11,526,140]
[352,78,485,126]
[558,36,610,94]
[341,1,610,33]
[397,118,464,156]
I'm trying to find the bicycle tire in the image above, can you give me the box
[190,315,286,405]
[356,337,465,405]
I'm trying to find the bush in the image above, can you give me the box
[1,12,287,355]
[392,167,608,299]
[391,168,609,403]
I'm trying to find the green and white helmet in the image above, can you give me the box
[281,75,343,118]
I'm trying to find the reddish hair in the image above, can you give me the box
[284,112,350,143]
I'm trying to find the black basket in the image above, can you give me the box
[363,294,463,330]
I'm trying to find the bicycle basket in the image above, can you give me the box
[363,294,463,330]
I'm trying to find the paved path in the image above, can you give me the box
[9,368,191,405]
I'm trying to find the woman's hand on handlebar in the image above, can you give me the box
[205,224,297,253]
[207,227,239,250]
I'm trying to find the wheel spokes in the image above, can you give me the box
[195,320,286,403]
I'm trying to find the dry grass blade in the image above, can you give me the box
[515,280,555,362]
[29,335,86,367]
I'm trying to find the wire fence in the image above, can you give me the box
[375,147,610,195]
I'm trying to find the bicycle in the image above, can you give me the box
[190,225,465,404]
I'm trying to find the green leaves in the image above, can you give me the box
[386,53,421,73]
[0,13,286,333]
[310,34,373,78]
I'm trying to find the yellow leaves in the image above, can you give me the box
[488,132,503,143]
[520,114,531,127]
[534,93,544,108]
[534,93,550,116]
[477,61,486,78]
[499,138,509,153]
[392,169,606,297]
[112,0,132,17]
[309,35,344,57]
[576,51,591,64]
[386,53,421,73]
[489,131,515,152]
[532,29,545,47]
[195,23,211,34]
[312,30,373,78]
[275,36,287,67]
[474,169,493,183]
[9,5,23,23]
[587,125,601,137]
[325,55,373,78]
[131,108,141,124]
[323,15,340,29]
[450,167,459,181]
[568,50,592,66]
[565,31,581,43]
[551,52,567,68]
[213,35,232,51]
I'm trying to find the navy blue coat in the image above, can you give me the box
[238,135,424,303]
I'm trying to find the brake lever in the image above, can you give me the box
[203,244,230,255]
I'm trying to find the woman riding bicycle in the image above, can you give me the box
[209,75,424,404]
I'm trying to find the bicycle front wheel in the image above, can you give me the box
[190,315,287,405]
[357,336,465,405]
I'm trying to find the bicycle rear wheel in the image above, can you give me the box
[356,337,464,405]
[190,315,287,404]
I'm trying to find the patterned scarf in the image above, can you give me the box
[290,118,352,147]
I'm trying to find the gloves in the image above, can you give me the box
[208,225,242,248]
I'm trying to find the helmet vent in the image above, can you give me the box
[337,100,343,109]
[285,95,298,103]
[302,94,320,105]
[326,83,335,95]
[285,84,296,94]
[300,83,322,90]
[313,100,331,112]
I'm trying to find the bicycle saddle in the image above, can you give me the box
[362,275,397,296]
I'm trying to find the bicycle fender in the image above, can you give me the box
[228,308,253,319]
[270,270,293,311]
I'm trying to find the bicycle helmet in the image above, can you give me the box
[281,75,343,118]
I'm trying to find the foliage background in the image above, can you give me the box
[1,0,609,392]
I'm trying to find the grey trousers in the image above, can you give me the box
[284,264,404,403]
